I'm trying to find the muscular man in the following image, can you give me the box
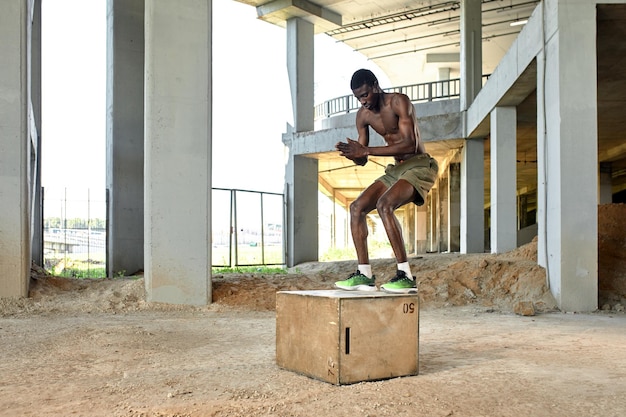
[334,69,438,293]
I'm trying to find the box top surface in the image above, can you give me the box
[276,289,418,300]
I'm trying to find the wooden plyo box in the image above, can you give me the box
[276,290,419,385]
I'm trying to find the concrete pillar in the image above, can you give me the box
[0,0,31,297]
[106,0,145,277]
[448,162,461,252]
[287,18,314,132]
[460,138,484,253]
[144,0,211,305]
[416,203,428,254]
[490,106,517,253]
[284,18,318,266]
[438,175,449,252]
[284,154,318,266]
[438,67,450,97]
[538,0,597,311]
[536,36,548,270]
[428,188,440,252]
[30,0,43,267]
[518,193,529,228]
[404,205,415,255]
[460,0,482,110]
[459,0,483,254]
[599,162,612,204]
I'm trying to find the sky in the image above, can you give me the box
[41,0,387,195]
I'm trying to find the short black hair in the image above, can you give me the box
[350,69,378,90]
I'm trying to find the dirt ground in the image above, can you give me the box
[1,204,625,417]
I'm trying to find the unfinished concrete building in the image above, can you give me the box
[2,0,625,312]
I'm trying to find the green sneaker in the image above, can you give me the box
[381,270,418,294]
[334,270,377,291]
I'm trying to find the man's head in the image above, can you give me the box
[351,69,381,110]
[350,69,378,90]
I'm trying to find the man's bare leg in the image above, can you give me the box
[334,181,387,291]
[350,181,387,265]
[376,180,416,263]
[376,180,420,293]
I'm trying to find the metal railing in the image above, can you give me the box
[41,187,286,277]
[314,78,460,119]
[42,187,107,278]
[314,75,490,120]
[212,188,286,268]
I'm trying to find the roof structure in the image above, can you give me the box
[236,0,626,206]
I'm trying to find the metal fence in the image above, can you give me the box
[211,188,286,268]
[42,187,107,278]
[42,187,286,277]
[314,75,490,120]
[314,78,462,119]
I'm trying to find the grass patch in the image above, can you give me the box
[212,266,287,274]
[55,266,106,279]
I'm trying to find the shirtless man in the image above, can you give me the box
[334,69,438,293]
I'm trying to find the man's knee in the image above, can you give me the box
[375,198,395,217]
[350,200,363,217]
[350,198,373,218]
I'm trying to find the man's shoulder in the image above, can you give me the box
[388,91,411,104]
[385,92,414,116]
[355,106,373,122]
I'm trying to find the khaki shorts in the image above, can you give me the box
[376,153,438,206]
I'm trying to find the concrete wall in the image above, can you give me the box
[315,99,462,141]
[464,0,616,310]
[297,99,463,157]
[0,0,31,298]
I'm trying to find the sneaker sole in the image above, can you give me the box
[335,284,378,291]
[381,286,418,294]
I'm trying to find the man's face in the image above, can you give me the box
[352,83,377,110]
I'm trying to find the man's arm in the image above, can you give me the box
[336,109,370,166]
[394,94,420,153]
[353,111,370,165]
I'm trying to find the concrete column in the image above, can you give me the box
[287,18,314,132]
[438,175,449,252]
[284,17,317,266]
[30,0,43,267]
[144,0,211,305]
[284,154,318,266]
[438,67,450,97]
[0,0,31,297]
[106,0,145,277]
[459,0,484,254]
[416,203,428,254]
[460,0,482,110]
[490,106,517,253]
[448,162,461,252]
[538,0,597,311]
[536,36,548,270]
[599,163,612,204]
[460,138,484,253]
[428,188,440,252]
[404,205,415,255]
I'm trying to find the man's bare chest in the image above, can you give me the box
[367,111,399,136]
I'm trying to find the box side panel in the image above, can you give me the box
[339,295,419,384]
[276,292,340,384]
